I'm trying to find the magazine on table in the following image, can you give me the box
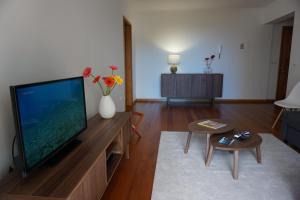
[197,120,227,129]
[218,137,235,145]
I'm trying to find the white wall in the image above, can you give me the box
[263,0,300,93]
[131,8,273,99]
[0,0,125,179]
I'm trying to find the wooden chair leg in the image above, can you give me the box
[125,145,130,159]
[132,126,142,138]
[134,129,142,138]
[272,109,283,129]
[131,111,144,139]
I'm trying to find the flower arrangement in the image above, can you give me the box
[204,54,215,68]
[204,54,216,73]
[82,65,123,96]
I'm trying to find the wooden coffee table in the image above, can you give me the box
[206,132,262,179]
[185,119,234,160]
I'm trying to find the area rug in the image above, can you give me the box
[151,132,300,200]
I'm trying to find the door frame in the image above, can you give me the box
[275,26,293,100]
[123,17,133,111]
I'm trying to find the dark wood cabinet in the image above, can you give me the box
[191,74,209,97]
[161,74,223,104]
[175,74,192,97]
[161,74,176,97]
[212,74,223,97]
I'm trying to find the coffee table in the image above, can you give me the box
[185,119,234,160]
[206,132,262,179]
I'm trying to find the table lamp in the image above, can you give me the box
[168,54,180,74]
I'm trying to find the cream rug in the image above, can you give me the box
[151,132,300,200]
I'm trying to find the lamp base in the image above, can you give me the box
[170,65,177,74]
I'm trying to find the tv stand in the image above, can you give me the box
[46,139,82,167]
[0,112,132,200]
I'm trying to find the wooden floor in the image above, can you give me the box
[102,102,283,200]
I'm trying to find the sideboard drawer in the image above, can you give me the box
[191,74,209,98]
[161,74,176,97]
[175,74,192,97]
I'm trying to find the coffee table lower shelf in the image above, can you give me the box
[206,133,262,179]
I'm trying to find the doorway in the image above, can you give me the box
[123,17,133,111]
[276,26,293,100]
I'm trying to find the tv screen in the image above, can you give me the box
[10,77,87,174]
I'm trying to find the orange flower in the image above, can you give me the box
[103,77,115,87]
[93,75,101,83]
[83,67,92,78]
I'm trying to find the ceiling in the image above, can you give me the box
[127,0,275,11]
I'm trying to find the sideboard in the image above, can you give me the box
[161,73,223,105]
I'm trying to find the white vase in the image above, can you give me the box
[99,95,116,119]
[204,66,213,74]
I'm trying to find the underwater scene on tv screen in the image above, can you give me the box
[16,78,86,169]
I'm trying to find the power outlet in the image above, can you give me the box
[240,43,245,50]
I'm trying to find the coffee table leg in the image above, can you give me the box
[233,150,239,179]
[184,131,192,153]
[205,145,214,166]
[256,145,262,164]
[206,134,211,159]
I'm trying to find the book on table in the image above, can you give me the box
[197,120,227,129]
[218,137,235,145]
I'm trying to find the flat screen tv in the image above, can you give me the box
[10,77,87,176]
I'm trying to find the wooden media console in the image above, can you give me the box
[0,112,131,200]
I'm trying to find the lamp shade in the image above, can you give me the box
[168,54,180,65]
